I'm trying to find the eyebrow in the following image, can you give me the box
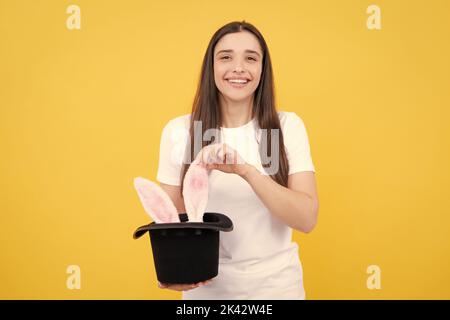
[215,49,262,57]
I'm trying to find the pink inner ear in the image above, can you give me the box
[134,177,180,223]
[191,174,207,189]
[182,163,209,222]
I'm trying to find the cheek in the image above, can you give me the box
[248,68,262,90]
[214,64,225,80]
[252,65,262,82]
[214,66,223,87]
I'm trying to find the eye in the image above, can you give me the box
[220,56,230,60]
[247,57,257,61]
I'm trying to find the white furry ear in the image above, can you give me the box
[182,163,209,222]
[134,177,180,223]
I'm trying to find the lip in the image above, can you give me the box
[225,77,250,80]
[225,78,251,88]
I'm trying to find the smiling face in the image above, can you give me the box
[213,31,263,103]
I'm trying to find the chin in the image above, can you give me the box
[224,93,252,102]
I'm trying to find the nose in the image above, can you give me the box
[232,58,246,73]
[233,66,245,74]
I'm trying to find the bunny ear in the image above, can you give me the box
[182,163,209,222]
[134,177,180,223]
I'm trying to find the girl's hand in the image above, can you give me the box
[196,143,253,177]
[158,280,213,291]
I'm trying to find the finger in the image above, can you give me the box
[199,146,209,164]
[222,144,237,164]
[221,144,227,164]
[172,284,195,291]
[209,145,217,164]
[214,146,222,164]
[199,148,207,164]
[220,144,232,164]
[217,143,227,163]
[233,149,239,164]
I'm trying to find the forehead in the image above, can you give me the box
[214,31,262,55]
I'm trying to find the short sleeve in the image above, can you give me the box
[156,119,189,186]
[282,112,316,174]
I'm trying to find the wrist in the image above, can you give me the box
[239,164,257,180]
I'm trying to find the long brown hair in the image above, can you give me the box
[180,20,290,192]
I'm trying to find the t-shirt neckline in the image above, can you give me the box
[220,117,256,130]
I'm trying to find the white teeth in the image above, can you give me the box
[227,79,248,84]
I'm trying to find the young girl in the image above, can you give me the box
[155,21,319,300]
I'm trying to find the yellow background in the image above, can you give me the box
[1,0,449,299]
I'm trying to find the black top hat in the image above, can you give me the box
[133,212,233,284]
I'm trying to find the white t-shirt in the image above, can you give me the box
[156,111,316,299]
